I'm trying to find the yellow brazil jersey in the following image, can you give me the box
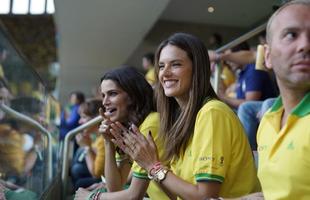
[170,100,258,199]
[132,112,170,200]
[257,93,310,200]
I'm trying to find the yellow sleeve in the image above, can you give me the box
[192,106,234,183]
[132,113,163,180]
[131,126,160,179]
[93,136,105,178]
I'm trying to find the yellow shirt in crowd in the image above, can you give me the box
[145,67,155,86]
[0,125,25,176]
[92,135,105,178]
[257,92,310,200]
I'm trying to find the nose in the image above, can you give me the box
[160,64,172,77]
[297,32,310,54]
[102,96,110,106]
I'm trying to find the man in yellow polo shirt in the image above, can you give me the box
[256,0,310,199]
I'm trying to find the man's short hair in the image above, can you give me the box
[266,0,310,44]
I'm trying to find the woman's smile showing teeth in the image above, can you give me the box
[101,79,131,123]
[104,108,117,116]
[158,44,193,100]
[164,80,178,88]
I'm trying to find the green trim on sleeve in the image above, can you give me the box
[132,172,149,180]
[195,173,224,183]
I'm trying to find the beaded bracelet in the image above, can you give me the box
[148,162,162,177]
[93,191,101,200]
[86,191,96,200]
[87,190,101,200]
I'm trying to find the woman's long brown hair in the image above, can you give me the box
[155,33,217,160]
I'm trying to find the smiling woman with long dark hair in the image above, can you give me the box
[75,66,170,200]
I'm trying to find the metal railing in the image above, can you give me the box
[0,103,53,183]
[213,22,267,93]
[61,115,102,199]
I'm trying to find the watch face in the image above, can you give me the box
[157,171,165,180]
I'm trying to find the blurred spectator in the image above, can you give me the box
[209,31,267,68]
[142,52,155,87]
[71,99,104,190]
[60,91,85,140]
[208,32,223,49]
[210,42,278,150]
[0,124,37,183]
[221,62,236,89]
[216,42,277,109]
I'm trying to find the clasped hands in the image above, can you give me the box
[98,108,159,172]
[112,123,160,172]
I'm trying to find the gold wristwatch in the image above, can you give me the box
[148,167,170,183]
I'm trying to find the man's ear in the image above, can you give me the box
[264,44,273,70]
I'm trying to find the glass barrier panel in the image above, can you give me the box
[0,23,60,198]
[0,120,47,199]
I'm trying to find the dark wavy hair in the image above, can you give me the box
[154,33,217,160]
[100,65,154,126]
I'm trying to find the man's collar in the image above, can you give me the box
[270,92,310,117]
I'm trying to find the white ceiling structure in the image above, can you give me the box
[54,0,280,103]
[54,0,170,102]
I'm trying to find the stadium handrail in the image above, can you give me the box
[61,115,102,199]
[213,22,267,93]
